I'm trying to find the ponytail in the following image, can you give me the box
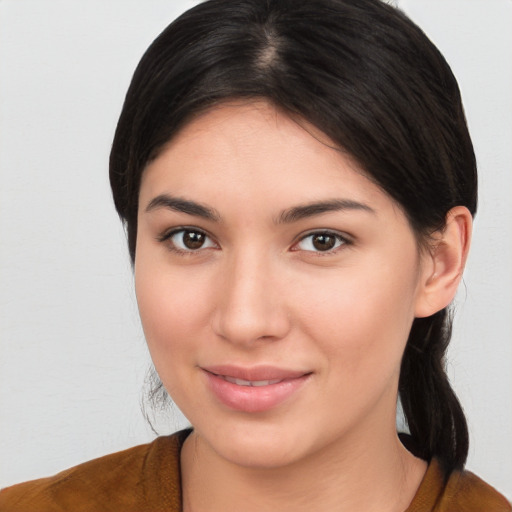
[399,308,469,475]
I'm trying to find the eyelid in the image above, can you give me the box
[157,226,219,253]
[291,229,352,253]
[156,226,351,254]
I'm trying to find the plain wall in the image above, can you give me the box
[1,0,511,498]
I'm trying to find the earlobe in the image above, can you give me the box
[415,206,473,318]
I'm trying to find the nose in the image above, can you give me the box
[212,252,291,346]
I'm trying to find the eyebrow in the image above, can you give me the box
[277,199,375,224]
[144,194,375,224]
[145,194,221,222]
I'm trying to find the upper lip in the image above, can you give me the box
[202,364,311,382]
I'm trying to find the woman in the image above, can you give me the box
[1,0,510,510]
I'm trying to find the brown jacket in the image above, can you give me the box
[1,429,510,511]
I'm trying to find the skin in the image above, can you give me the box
[135,101,471,512]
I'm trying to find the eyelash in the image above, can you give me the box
[157,228,352,255]
[292,231,351,254]
[157,227,218,256]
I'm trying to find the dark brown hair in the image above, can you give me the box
[110,0,476,474]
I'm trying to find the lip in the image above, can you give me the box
[202,365,312,413]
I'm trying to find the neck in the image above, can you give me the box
[181,419,427,512]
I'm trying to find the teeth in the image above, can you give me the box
[223,376,282,386]
[251,379,281,386]
[224,377,251,386]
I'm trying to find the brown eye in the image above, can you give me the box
[312,234,336,251]
[295,231,347,253]
[183,230,206,249]
[165,229,216,252]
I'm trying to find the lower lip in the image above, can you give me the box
[204,371,310,413]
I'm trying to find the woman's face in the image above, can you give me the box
[135,102,431,468]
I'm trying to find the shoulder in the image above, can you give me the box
[0,430,190,512]
[409,458,511,512]
[438,468,511,512]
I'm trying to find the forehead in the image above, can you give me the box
[144,102,351,181]
[139,100,402,221]
[165,100,342,154]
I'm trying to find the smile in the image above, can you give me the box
[202,365,311,413]
[221,376,283,387]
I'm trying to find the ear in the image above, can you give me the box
[415,206,473,318]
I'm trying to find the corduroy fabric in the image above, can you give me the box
[405,458,511,512]
[1,429,510,511]
[0,429,189,512]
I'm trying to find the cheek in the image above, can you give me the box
[135,267,214,410]
[134,255,214,369]
[297,263,417,381]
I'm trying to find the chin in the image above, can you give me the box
[218,437,306,469]
[194,416,322,470]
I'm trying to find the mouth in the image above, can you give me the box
[202,365,312,413]
[220,376,284,387]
